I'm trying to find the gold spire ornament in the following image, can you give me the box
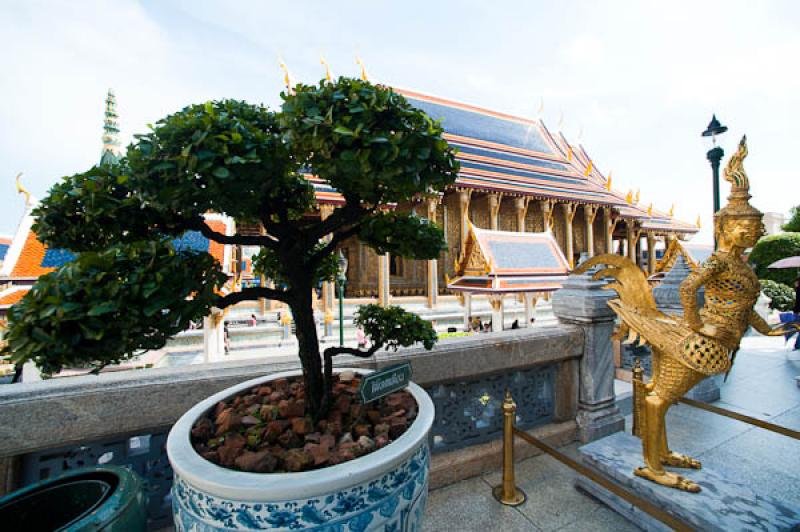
[634,189,640,204]
[583,160,593,177]
[669,204,675,217]
[278,58,293,93]
[567,145,573,161]
[355,56,368,81]
[320,55,333,82]
[574,136,799,494]
[647,203,653,216]
[626,190,633,204]
[696,216,702,228]
[605,172,612,191]
[15,173,31,206]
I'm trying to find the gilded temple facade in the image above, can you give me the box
[307,89,698,309]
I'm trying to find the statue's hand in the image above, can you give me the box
[766,323,800,336]
[697,323,737,346]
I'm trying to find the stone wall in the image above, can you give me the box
[0,326,587,523]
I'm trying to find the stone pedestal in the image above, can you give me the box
[577,432,800,532]
[552,257,624,442]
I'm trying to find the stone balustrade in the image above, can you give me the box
[0,324,602,529]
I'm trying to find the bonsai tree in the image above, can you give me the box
[2,78,459,417]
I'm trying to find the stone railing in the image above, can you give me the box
[0,325,589,529]
[0,272,627,531]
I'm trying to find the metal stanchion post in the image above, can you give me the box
[632,358,644,438]
[493,390,526,506]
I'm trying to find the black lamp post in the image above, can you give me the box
[336,250,348,346]
[701,114,728,249]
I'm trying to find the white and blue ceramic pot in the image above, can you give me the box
[167,368,434,531]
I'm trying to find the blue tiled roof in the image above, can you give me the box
[41,248,76,268]
[0,243,8,261]
[405,97,553,155]
[451,143,569,172]
[488,241,562,270]
[172,231,210,253]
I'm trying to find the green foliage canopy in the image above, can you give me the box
[759,280,796,312]
[782,206,800,232]
[4,241,225,375]
[750,232,800,286]
[4,78,459,414]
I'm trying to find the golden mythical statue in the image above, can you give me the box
[575,137,797,493]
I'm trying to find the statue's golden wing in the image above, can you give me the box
[607,299,689,353]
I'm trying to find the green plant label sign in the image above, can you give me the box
[359,363,412,404]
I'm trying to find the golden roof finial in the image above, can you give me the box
[669,204,675,217]
[634,189,640,204]
[567,145,573,161]
[626,190,633,204]
[647,203,653,216]
[278,57,293,93]
[605,171,612,191]
[583,160,593,177]
[355,56,368,81]
[15,172,31,206]
[696,215,702,228]
[320,55,333,82]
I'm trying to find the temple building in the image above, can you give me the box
[0,87,699,326]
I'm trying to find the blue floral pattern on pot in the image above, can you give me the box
[173,443,430,531]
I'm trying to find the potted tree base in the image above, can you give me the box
[167,368,434,531]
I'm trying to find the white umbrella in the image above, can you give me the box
[767,256,800,269]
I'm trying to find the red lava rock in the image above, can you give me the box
[260,405,278,421]
[278,430,302,449]
[201,450,220,463]
[305,443,331,466]
[246,404,261,415]
[388,417,408,439]
[374,423,389,436]
[269,391,285,403]
[243,394,258,407]
[215,409,242,436]
[357,436,375,452]
[235,450,278,473]
[367,410,382,424]
[334,395,351,413]
[320,434,336,450]
[278,399,304,418]
[291,417,313,436]
[350,404,363,420]
[329,447,356,465]
[218,433,247,467]
[233,396,242,408]
[257,386,272,396]
[215,401,227,417]
[328,409,343,425]
[241,415,260,426]
[265,420,288,443]
[327,421,343,437]
[354,424,371,438]
[273,378,290,393]
[316,419,328,433]
[284,449,313,471]
[375,435,389,449]
[304,432,321,444]
[390,409,406,418]
[191,418,214,440]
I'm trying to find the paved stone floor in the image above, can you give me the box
[422,335,800,531]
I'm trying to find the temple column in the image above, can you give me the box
[584,205,597,257]
[489,294,504,331]
[203,310,225,362]
[378,253,390,307]
[458,189,472,254]
[514,196,529,232]
[563,203,577,268]
[542,199,554,232]
[626,222,637,263]
[319,205,336,330]
[426,197,439,308]
[462,292,472,331]
[604,207,617,255]
[646,233,657,275]
[523,293,536,328]
[487,193,501,231]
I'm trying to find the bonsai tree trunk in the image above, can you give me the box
[287,280,325,419]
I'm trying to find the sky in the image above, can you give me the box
[1,1,799,244]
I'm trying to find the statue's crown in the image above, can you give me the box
[714,136,762,220]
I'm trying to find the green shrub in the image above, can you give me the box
[749,232,800,286]
[760,280,796,311]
